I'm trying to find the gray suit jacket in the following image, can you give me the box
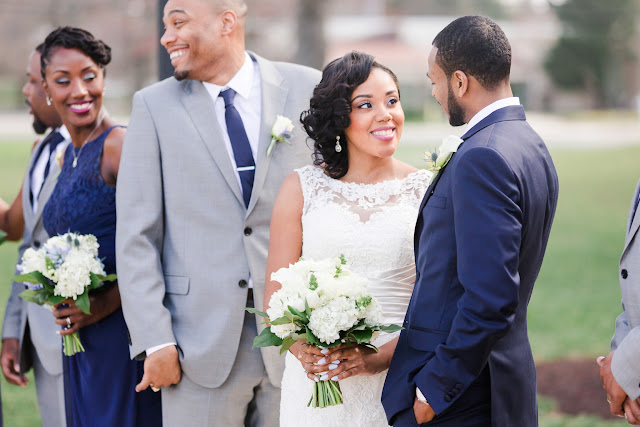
[2,135,65,376]
[611,178,640,399]
[116,52,320,388]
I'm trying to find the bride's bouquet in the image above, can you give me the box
[14,232,116,356]
[247,255,402,408]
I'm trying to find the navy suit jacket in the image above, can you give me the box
[382,106,559,426]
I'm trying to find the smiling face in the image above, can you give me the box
[161,0,227,82]
[42,47,105,132]
[344,67,404,161]
[23,50,61,134]
[427,47,465,127]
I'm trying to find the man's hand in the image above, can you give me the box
[414,397,436,424]
[136,345,182,392]
[623,397,640,425]
[1,338,28,387]
[598,352,627,417]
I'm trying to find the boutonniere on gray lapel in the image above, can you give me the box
[267,115,294,157]
[424,135,464,184]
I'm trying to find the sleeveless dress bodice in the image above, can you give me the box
[43,126,161,427]
[279,165,431,426]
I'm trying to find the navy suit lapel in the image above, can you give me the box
[416,105,527,216]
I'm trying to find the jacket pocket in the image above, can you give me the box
[164,275,190,295]
[407,326,448,352]
[426,195,446,209]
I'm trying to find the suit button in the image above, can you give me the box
[244,227,252,236]
[33,241,41,248]
[444,395,452,402]
[622,269,629,279]
[238,280,248,288]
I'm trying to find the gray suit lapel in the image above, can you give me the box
[33,149,65,224]
[180,80,244,207]
[21,139,45,229]
[246,53,287,217]
[623,179,640,255]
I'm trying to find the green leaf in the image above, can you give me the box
[252,327,283,348]
[245,307,269,318]
[75,292,91,315]
[0,230,6,246]
[48,295,66,305]
[378,324,404,333]
[305,299,312,319]
[305,327,320,346]
[270,315,297,326]
[309,273,318,290]
[18,289,51,306]
[280,336,297,354]
[287,305,308,323]
[89,272,103,289]
[351,329,373,344]
[14,272,48,285]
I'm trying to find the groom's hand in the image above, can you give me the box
[414,398,436,424]
[598,352,627,417]
[0,338,28,387]
[623,397,640,425]
[136,345,181,392]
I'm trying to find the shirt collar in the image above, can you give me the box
[464,97,520,134]
[203,52,254,101]
[57,124,70,142]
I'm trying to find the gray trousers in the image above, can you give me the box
[32,345,66,427]
[162,312,280,426]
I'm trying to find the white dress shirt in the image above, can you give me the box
[147,53,262,357]
[30,125,70,213]
[464,97,520,135]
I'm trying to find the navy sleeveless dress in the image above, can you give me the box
[43,126,162,427]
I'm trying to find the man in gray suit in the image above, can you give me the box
[116,0,320,425]
[599,177,640,423]
[599,178,640,424]
[1,44,68,427]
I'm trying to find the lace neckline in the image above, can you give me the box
[308,166,428,188]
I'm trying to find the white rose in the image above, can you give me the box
[271,115,294,138]
[436,135,463,168]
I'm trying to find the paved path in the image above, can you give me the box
[1,111,638,150]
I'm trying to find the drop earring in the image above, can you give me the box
[334,135,342,153]
[46,96,52,106]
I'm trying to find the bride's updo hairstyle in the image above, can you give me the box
[301,51,400,179]
[40,26,112,78]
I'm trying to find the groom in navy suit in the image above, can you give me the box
[382,16,559,426]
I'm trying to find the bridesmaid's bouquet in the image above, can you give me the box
[14,232,116,356]
[247,255,402,408]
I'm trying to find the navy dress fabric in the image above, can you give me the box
[43,126,162,427]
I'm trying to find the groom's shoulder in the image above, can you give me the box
[270,60,322,87]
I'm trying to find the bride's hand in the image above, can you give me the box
[290,342,341,381]
[315,343,393,382]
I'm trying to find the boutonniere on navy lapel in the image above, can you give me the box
[424,135,464,184]
[267,115,294,157]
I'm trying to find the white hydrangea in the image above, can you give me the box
[54,249,105,299]
[308,296,360,344]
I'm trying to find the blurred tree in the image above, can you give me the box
[544,0,637,108]
[295,0,325,70]
[388,0,506,18]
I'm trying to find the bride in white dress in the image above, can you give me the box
[264,51,431,426]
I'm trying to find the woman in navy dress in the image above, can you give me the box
[40,27,161,426]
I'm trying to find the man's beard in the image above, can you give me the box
[32,114,48,135]
[447,85,466,127]
[174,69,190,81]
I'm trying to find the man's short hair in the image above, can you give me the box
[433,16,511,89]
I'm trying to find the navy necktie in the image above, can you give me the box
[30,130,65,205]
[220,89,255,208]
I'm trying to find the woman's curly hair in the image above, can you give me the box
[301,51,400,179]
[40,26,112,78]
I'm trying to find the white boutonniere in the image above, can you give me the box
[424,135,464,184]
[267,115,294,157]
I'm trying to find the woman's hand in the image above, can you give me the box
[294,340,396,382]
[52,284,122,335]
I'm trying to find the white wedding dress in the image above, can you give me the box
[279,165,431,427]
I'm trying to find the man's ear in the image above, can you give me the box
[451,70,469,97]
[220,10,238,35]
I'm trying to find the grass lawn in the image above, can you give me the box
[0,139,637,426]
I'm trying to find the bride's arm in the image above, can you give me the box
[264,172,304,311]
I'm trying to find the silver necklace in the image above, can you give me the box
[72,114,105,168]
